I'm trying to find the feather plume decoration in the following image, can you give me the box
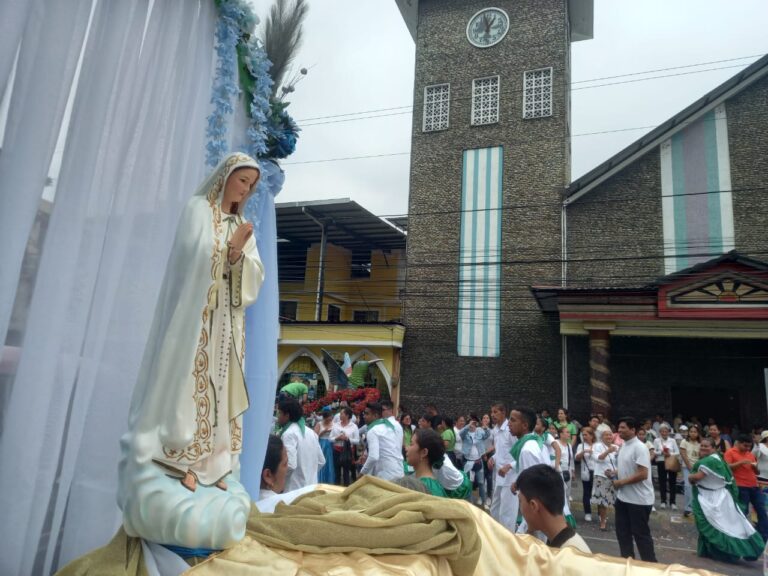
[262,0,309,98]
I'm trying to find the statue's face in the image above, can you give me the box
[222,167,259,209]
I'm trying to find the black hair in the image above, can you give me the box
[430,415,443,430]
[700,437,715,449]
[616,416,637,431]
[492,402,507,414]
[278,398,303,422]
[262,435,284,476]
[737,433,753,445]
[413,428,445,468]
[443,416,455,429]
[513,407,537,432]
[381,400,394,411]
[366,402,382,417]
[341,407,354,419]
[517,463,565,516]
[469,413,480,422]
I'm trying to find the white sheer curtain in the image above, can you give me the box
[0,0,93,368]
[0,1,218,574]
[0,0,37,99]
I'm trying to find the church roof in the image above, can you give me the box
[566,53,768,204]
[530,250,768,312]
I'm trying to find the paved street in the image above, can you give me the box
[471,479,763,575]
[567,482,763,576]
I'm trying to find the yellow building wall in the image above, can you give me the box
[279,243,403,322]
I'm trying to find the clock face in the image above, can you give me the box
[467,8,510,48]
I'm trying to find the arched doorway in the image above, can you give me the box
[278,347,331,400]
[350,349,392,399]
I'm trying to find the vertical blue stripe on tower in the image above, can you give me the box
[458,146,502,357]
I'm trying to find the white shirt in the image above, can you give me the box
[360,422,404,481]
[558,440,574,474]
[454,426,463,455]
[330,420,360,446]
[492,420,516,486]
[435,453,464,490]
[388,415,404,449]
[333,412,357,425]
[591,442,617,479]
[543,432,558,468]
[282,423,326,492]
[576,442,594,481]
[753,443,768,478]
[653,436,679,462]
[514,436,549,482]
[617,436,654,506]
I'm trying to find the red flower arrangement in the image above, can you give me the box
[303,386,381,416]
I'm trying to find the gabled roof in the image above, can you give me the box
[647,250,768,288]
[566,53,768,204]
[530,250,768,312]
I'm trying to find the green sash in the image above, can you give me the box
[509,433,544,471]
[279,417,306,437]
[368,418,395,431]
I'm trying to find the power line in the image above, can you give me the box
[296,60,762,129]
[293,54,763,125]
[272,185,768,223]
[284,108,746,166]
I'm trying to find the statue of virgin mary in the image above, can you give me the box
[118,153,265,550]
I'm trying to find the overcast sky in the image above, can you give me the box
[274,1,768,218]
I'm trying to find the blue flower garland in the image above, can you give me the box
[243,37,273,159]
[206,0,298,166]
[205,1,242,168]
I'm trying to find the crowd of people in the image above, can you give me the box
[268,393,768,563]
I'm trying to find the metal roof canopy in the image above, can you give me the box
[276,198,407,253]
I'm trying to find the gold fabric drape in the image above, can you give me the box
[58,478,725,576]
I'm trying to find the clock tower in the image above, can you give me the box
[395,0,593,413]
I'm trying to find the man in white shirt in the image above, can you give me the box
[278,398,326,492]
[360,402,404,481]
[612,416,657,563]
[488,403,517,531]
[381,400,404,449]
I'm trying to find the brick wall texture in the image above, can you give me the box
[564,74,768,425]
[402,0,570,417]
[401,0,768,426]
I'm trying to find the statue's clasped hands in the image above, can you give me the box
[228,223,253,263]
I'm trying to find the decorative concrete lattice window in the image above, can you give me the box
[423,83,450,132]
[523,67,553,119]
[471,76,500,126]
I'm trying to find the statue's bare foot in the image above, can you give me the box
[216,479,228,491]
[181,471,197,492]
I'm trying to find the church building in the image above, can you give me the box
[395,0,768,427]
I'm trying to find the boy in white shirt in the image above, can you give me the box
[360,402,404,482]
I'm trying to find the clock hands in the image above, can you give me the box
[469,10,507,46]
[476,13,498,39]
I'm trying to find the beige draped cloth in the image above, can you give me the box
[58,477,725,576]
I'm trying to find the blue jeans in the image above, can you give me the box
[738,486,768,540]
[468,460,486,504]
[682,467,692,513]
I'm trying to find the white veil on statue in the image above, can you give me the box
[118,153,265,550]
